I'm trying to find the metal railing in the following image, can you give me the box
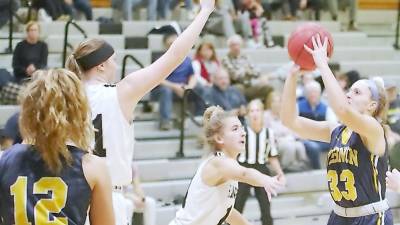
[121,54,144,79]
[62,20,87,67]
[177,88,209,158]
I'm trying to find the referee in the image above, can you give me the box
[234,99,286,225]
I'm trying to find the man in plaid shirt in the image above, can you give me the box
[222,35,273,101]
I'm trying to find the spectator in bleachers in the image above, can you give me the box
[264,92,309,172]
[387,81,400,135]
[192,42,220,86]
[151,33,198,130]
[33,0,72,21]
[69,0,93,20]
[1,112,22,148]
[337,70,361,92]
[298,80,337,169]
[12,21,48,84]
[205,0,253,41]
[124,164,156,225]
[299,0,322,20]
[112,0,158,21]
[326,0,358,30]
[205,67,247,121]
[235,99,285,225]
[222,35,273,101]
[0,0,20,29]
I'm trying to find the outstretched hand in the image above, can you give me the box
[304,34,329,68]
[264,175,284,201]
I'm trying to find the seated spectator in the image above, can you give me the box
[12,21,48,84]
[222,35,273,101]
[205,67,247,121]
[124,164,156,225]
[69,0,93,20]
[298,80,337,169]
[192,42,220,86]
[264,92,309,172]
[326,0,358,30]
[151,33,198,131]
[387,81,400,135]
[299,0,322,20]
[0,0,20,29]
[111,0,158,21]
[337,70,361,92]
[33,0,72,20]
[205,0,253,41]
[386,81,400,169]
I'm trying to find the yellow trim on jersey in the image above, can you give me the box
[370,155,379,193]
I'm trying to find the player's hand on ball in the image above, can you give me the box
[200,0,215,13]
[386,169,400,193]
[304,34,329,68]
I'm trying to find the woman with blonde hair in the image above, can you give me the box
[0,69,114,225]
[169,106,282,225]
[281,35,393,225]
[12,21,48,84]
[66,1,215,224]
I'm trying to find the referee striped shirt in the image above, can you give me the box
[238,126,278,164]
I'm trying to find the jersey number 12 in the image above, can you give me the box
[10,176,68,225]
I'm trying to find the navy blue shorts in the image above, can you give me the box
[327,210,393,225]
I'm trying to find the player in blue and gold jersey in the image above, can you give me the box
[281,35,392,225]
[0,69,115,225]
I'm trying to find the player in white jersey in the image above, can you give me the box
[170,106,284,225]
[65,1,215,224]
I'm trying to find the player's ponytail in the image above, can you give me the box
[19,69,94,174]
[203,106,232,150]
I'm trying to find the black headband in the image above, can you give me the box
[76,42,115,71]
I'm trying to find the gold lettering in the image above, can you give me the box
[349,149,358,167]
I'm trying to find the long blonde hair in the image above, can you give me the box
[19,69,94,174]
[66,38,105,78]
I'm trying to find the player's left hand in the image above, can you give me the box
[304,34,329,68]
[386,169,400,193]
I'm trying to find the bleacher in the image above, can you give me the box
[1,4,400,225]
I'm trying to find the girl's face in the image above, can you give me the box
[217,117,246,156]
[200,45,214,60]
[346,80,377,115]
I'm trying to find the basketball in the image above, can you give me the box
[288,23,334,70]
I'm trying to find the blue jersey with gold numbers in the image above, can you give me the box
[327,125,388,208]
[0,144,91,225]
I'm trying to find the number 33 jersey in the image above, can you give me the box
[327,125,388,207]
[85,84,135,186]
[0,144,91,225]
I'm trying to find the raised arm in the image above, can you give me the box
[304,35,384,155]
[280,66,334,142]
[117,0,215,114]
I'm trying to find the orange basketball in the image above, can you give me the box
[287,23,334,70]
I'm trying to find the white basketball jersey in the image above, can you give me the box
[172,152,238,225]
[85,84,135,186]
